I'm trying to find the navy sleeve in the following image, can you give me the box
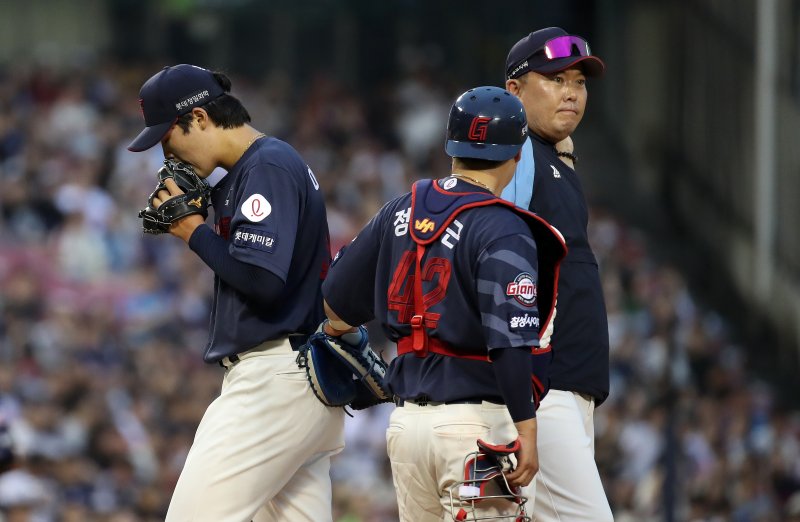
[227,163,301,282]
[189,224,285,305]
[475,231,541,350]
[322,211,384,326]
[490,347,535,421]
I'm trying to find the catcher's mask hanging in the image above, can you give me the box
[447,439,530,522]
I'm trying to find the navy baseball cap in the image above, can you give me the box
[506,27,605,79]
[128,64,224,152]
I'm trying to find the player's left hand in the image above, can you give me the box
[506,418,538,488]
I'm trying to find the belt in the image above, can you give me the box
[219,334,309,369]
[394,397,499,407]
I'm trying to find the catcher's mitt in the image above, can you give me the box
[296,322,392,410]
[139,159,211,234]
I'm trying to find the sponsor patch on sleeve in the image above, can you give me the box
[508,311,540,332]
[241,193,271,222]
[232,226,277,253]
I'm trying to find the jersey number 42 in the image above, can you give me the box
[388,251,452,328]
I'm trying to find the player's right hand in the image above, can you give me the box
[151,178,205,242]
[506,418,539,488]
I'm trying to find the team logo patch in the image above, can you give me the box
[414,218,435,233]
[508,311,540,332]
[233,227,277,253]
[241,194,271,222]
[468,116,491,141]
[506,273,537,307]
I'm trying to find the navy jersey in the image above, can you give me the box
[503,132,610,404]
[203,137,329,362]
[324,177,551,403]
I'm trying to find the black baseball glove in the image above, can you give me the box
[296,322,392,410]
[139,159,211,234]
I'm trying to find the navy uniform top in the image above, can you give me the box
[202,137,329,362]
[501,132,610,404]
[324,177,551,405]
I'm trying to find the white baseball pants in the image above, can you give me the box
[524,389,613,521]
[165,338,345,522]
[386,401,528,522]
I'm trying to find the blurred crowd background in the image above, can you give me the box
[0,1,799,521]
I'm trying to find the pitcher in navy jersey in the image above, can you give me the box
[502,27,614,521]
[128,64,343,521]
[321,86,566,521]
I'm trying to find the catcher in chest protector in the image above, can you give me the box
[320,86,567,522]
[129,63,365,522]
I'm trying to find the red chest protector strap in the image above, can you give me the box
[403,179,567,359]
[409,242,428,354]
[397,336,490,361]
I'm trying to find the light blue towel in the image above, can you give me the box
[500,137,534,209]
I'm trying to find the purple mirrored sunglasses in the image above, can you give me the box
[540,35,592,59]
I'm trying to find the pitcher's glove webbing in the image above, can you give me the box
[139,159,211,234]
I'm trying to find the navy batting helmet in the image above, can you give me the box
[445,86,528,162]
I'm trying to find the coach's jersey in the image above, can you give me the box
[324,177,555,403]
[203,137,329,362]
[504,132,610,404]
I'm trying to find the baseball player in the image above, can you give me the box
[320,86,566,521]
[502,27,614,520]
[128,64,343,521]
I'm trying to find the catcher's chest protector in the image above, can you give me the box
[405,179,566,355]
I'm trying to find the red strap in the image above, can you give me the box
[397,337,490,362]
[477,438,521,455]
[410,244,428,356]
[531,374,545,407]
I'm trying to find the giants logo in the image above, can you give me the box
[506,273,537,307]
[468,117,492,141]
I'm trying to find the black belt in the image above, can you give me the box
[219,334,309,368]
[394,397,499,407]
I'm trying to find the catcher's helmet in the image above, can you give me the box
[445,86,528,162]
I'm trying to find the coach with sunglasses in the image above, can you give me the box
[501,27,614,520]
